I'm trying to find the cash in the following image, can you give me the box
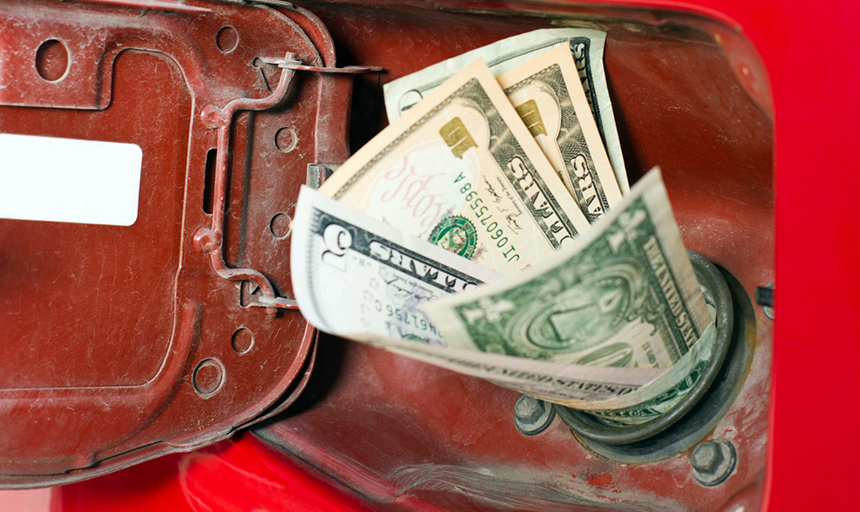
[584,323,716,422]
[319,59,590,275]
[498,44,622,223]
[294,169,713,410]
[290,186,501,345]
[423,169,714,411]
[383,28,630,193]
[291,187,667,404]
[293,34,715,418]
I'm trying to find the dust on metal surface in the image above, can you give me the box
[0,0,354,485]
[255,2,774,511]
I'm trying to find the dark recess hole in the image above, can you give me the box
[203,148,216,214]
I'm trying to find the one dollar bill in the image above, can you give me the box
[423,169,714,410]
[319,59,590,275]
[383,28,630,193]
[584,324,716,422]
[498,44,622,223]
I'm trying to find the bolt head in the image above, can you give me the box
[692,442,723,472]
[514,395,555,435]
[515,395,543,422]
[691,439,736,486]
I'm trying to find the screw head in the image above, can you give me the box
[514,395,555,436]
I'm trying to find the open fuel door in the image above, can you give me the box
[0,0,353,486]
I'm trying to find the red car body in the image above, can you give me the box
[1,0,857,510]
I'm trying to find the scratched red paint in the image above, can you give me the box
[587,473,613,487]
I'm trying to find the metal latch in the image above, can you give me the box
[194,52,301,312]
[193,54,379,312]
[259,57,384,74]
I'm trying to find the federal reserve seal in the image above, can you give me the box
[429,215,477,258]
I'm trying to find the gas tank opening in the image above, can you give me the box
[558,252,755,463]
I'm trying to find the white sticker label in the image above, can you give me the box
[0,133,142,226]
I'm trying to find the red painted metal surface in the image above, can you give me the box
[594,1,860,510]
[193,50,302,312]
[258,4,773,511]
[2,435,377,512]
[0,0,352,483]
[1,0,858,509]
